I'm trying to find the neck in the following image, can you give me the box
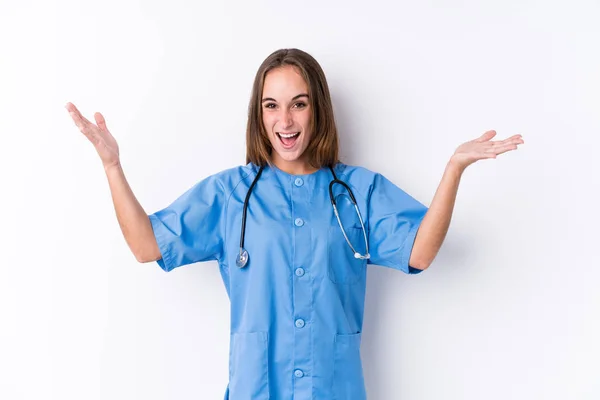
[270,155,318,175]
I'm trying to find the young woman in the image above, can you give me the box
[66,48,523,400]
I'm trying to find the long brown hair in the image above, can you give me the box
[246,48,339,169]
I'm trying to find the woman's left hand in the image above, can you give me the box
[449,130,524,172]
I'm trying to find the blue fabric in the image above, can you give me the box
[148,162,429,400]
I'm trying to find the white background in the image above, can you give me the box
[1,0,599,399]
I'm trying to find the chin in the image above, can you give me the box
[277,153,304,162]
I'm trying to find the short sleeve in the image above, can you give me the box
[367,173,429,274]
[148,174,227,272]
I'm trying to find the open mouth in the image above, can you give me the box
[277,132,300,149]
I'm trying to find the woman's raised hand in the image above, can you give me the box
[450,130,524,172]
[66,102,121,170]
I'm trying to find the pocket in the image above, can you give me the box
[229,331,269,400]
[332,332,367,400]
[328,224,367,285]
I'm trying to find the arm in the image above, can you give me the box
[409,130,524,270]
[409,162,462,270]
[105,163,161,263]
[66,102,161,263]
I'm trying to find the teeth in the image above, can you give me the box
[279,132,299,138]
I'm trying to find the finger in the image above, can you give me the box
[69,110,87,131]
[94,112,108,132]
[65,103,103,146]
[488,136,524,148]
[498,135,524,145]
[65,102,84,122]
[65,102,83,128]
[475,130,496,143]
[66,102,93,130]
[493,148,517,156]
[485,143,519,155]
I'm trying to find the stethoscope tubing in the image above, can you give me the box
[236,164,369,268]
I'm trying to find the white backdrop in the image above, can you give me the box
[1,0,599,399]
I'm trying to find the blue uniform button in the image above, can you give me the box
[294,218,304,227]
[294,177,304,187]
[295,319,305,328]
[294,369,304,378]
[295,268,305,277]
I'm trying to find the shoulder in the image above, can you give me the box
[192,163,261,198]
[335,162,379,182]
[212,163,259,186]
[334,162,381,200]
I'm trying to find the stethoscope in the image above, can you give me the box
[236,165,370,268]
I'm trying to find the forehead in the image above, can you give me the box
[262,66,308,98]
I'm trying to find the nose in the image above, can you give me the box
[280,109,293,128]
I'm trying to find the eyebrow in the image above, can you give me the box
[261,93,309,103]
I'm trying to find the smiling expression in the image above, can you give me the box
[261,65,314,173]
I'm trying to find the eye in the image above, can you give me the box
[263,103,276,109]
[293,102,307,109]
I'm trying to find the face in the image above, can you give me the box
[261,65,314,174]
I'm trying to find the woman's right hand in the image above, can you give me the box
[66,102,121,170]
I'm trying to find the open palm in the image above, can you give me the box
[66,102,120,169]
[451,130,524,171]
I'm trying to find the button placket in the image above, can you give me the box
[291,175,312,394]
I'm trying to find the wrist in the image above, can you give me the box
[104,161,122,174]
[446,157,466,176]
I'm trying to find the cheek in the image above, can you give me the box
[300,111,312,131]
[262,114,275,129]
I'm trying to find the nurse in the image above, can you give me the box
[66,48,523,399]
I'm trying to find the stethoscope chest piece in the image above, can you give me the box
[235,164,370,269]
[236,248,249,268]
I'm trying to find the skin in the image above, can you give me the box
[261,65,317,175]
[66,69,525,271]
[257,67,525,270]
[410,130,524,270]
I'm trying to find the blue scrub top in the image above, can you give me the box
[148,162,428,400]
